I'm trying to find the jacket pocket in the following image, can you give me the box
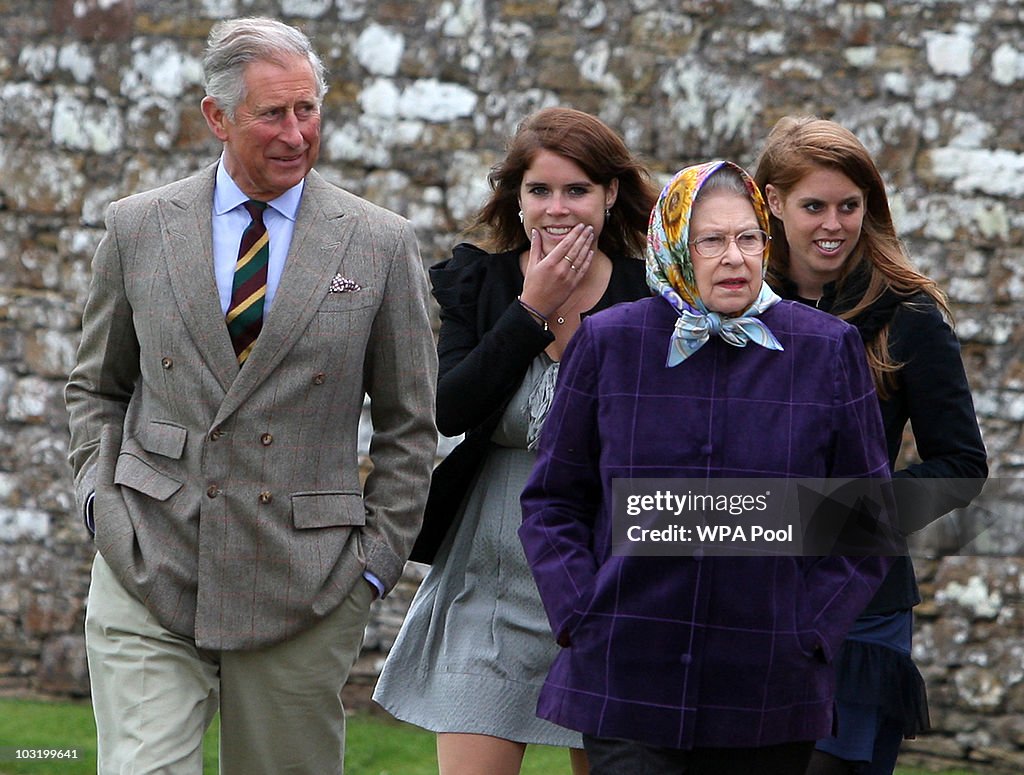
[113,453,183,501]
[558,572,603,648]
[291,491,365,529]
[137,420,187,459]
[795,569,830,663]
[318,288,377,312]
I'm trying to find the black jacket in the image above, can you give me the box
[410,243,650,563]
[776,269,988,613]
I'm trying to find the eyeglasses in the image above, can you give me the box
[689,229,770,259]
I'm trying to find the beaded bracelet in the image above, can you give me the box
[517,296,549,331]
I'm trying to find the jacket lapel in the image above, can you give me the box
[213,171,356,423]
[160,165,239,394]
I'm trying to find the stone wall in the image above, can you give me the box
[1,0,1022,771]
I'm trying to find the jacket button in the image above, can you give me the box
[700,443,712,455]
[258,491,273,504]
[209,427,223,441]
[313,372,326,385]
[206,485,219,498]
[161,357,173,369]
[260,433,273,446]
[679,653,692,665]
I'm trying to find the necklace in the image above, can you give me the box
[552,302,579,326]
[553,282,598,325]
[549,253,611,326]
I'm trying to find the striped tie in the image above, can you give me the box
[226,200,269,364]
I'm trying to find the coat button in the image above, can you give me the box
[313,372,326,385]
[161,357,173,369]
[206,485,219,498]
[209,427,223,441]
[700,443,712,455]
[258,491,273,504]
[260,433,273,446]
[679,653,692,665]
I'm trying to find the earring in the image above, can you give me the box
[605,207,611,220]
[518,210,524,222]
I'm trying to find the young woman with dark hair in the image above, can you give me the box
[374,107,658,775]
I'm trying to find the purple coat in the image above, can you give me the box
[519,296,893,749]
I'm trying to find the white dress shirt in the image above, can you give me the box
[211,158,303,316]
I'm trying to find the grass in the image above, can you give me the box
[0,697,984,774]
[0,698,572,774]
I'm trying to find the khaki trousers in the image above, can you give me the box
[85,553,373,775]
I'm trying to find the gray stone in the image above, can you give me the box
[1,3,1023,771]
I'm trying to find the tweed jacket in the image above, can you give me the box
[65,164,438,651]
[519,296,894,749]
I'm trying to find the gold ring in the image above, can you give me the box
[563,256,574,265]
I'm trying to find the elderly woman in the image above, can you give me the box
[519,161,895,775]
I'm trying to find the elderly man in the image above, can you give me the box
[65,17,437,775]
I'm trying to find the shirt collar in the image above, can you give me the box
[213,155,304,221]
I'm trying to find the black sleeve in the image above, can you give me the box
[430,244,553,437]
[887,299,988,532]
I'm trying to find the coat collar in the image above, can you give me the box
[159,165,358,415]
[772,262,904,344]
[159,164,236,392]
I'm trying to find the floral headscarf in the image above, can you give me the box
[645,160,784,367]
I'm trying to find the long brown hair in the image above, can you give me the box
[470,107,658,259]
[754,115,951,397]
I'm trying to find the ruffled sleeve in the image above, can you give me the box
[428,242,490,313]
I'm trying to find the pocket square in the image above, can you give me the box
[329,274,362,293]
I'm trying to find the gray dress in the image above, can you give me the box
[373,356,580,748]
